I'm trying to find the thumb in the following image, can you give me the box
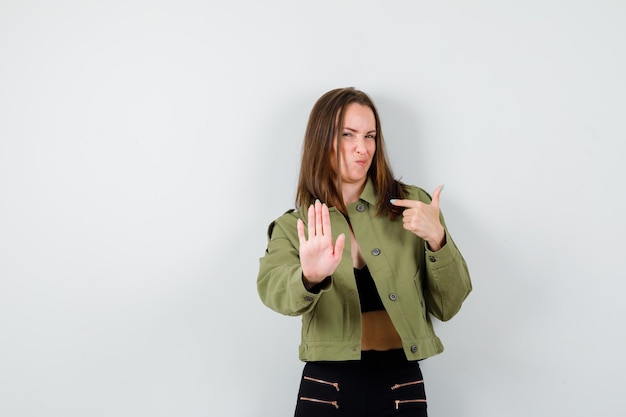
[430,184,444,209]
[334,233,346,258]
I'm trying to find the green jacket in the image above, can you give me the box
[257,179,472,361]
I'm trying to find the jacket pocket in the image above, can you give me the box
[412,268,428,321]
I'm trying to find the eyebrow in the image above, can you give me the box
[343,127,377,134]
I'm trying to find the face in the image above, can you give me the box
[332,102,377,190]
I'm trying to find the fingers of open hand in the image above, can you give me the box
[300,201,332,244]
[316,200,325,236]
[298,201,343,281]
[307,203,316,239]
[305,200,328,238]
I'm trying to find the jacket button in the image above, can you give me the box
[389,293,397,301]
[428,255,436,262]
[411,345,418,353]
[371,248,381,256]
[304,296,314,302]
[356,204,365,212]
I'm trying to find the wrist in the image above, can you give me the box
[427,227,446,252]
[302,274,315,291]
[303,274,331,293]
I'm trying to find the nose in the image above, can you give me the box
[355,137,366,154]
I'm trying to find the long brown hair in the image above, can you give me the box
[295,87,405,219]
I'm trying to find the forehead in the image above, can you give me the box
[341,103,376,127]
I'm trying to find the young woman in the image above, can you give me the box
[257,87,472,417]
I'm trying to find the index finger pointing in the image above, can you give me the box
[389,198,417,208]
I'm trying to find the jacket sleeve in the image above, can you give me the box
[257,212,332,316]
[423,230,472,321]
[415,187,472,322]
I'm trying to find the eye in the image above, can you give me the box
[365,134,376,139]
[342,132,353,137]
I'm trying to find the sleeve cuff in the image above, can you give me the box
[307,276,332,294]
[425,237,458,269]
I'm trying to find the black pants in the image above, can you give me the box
[294,350,427,417]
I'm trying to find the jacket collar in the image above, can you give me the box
[326,177,378,215]
[358,177,378,206]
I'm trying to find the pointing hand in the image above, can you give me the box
[391,185,446,251]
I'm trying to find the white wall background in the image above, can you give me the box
[1,1,625,416]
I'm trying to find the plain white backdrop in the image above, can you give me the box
[1,1,625,416]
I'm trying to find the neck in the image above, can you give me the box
[342,181,366,206]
